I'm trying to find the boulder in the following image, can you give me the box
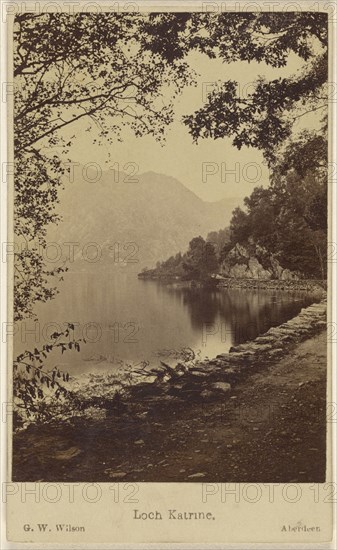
[210,382,231,394]
[221,243,301,280]
[200,389,214,400]
[270,256,284,278]
[54,447,81,460]
[281,268,300,280]
[248,257,272,279]
[189,370,208,377]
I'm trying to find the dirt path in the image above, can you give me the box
[13,330,327,482]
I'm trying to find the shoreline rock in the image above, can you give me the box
[124,297,327,406]
[17,296,327,429]
[138,273,326,294]
[215,278,326,293]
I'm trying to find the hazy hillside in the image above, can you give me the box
[48,168,241,270]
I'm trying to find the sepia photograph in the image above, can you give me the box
[9,6,330,488]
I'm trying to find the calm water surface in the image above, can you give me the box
[15,272,317,375]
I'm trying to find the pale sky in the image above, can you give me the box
[48,49,317,202]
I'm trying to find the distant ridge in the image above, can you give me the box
[48,168,242,269]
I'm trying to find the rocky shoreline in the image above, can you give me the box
[138,274,327,294]
[215,277,326,293]
[70,295,328,412]
[123,297,327,406]
[13,299,328,482]
[14,295,327,430]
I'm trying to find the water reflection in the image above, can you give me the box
[153,282,315,359]
[14,273,316,375]
[161,284,312,344]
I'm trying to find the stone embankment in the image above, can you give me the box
[126,298,327,404]
[215,278,326,293]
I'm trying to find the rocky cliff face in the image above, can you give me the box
[221,243,301,280]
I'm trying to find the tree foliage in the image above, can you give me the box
[14,13,195,321]
[183,237,219,280]
[226,132,327,278]
[181,12,328,163]
[14,12,328,319]
[13,12,328,424]
[13,324,84,427]
[140,237,219,280]
[206,228,231,256]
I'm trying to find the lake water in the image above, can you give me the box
[15,271,317,376]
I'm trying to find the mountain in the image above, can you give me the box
[48,168,241,270]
